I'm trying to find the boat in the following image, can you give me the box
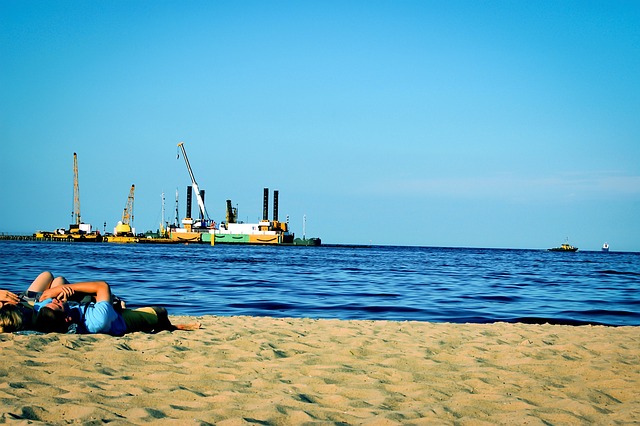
[210,189,296,245]
[293,237,322,246]
[175,143,319,245]
[131,142,318,246]
[36,225,103,243]
[291,215,321,245]
[602,242,609,252]
[163,184,306,245]
[548,241,578,252]
[164,186,320,246]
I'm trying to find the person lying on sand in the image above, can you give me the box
[1,271,71,332]
[33,280,200,335]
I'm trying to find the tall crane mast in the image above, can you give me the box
[160,191,166,236]
[122,184,135,226]
[72,152,81,226]
[177,142,209,221]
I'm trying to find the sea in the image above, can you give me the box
[2,241,639,326]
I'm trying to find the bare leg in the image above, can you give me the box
[26,272,54,292]
[50,276,70,288]
[173,322,201,331]
[150,307,201,331]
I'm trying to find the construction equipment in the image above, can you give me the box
[159,191,168,238]
[45,152,102,242]
[226,200,237,224]
[105,184,137,243]
[115,184,135,236]
[70,152,81,231]
[177,142,211,226]
[67,152,100,239]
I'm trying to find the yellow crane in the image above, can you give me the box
[115,184,135,236]
[37,152,102,242]
[105,184,137,243]
[58,152,101,241]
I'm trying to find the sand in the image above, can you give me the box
[1,316,638,425]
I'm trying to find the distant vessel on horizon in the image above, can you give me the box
[602,242,610,252]
[548,238,578,252]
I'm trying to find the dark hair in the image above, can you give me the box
[34,307,69,333]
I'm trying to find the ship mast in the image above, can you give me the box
[303,214,307,240]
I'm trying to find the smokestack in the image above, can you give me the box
[186,186,192,219]
[273,190,279,222]
[199,190,205,220]
[226,200,235,223]
[263,188,269,221]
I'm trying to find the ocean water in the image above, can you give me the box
[1,241,639,326]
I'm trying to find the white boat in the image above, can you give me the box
[602,242,609,252]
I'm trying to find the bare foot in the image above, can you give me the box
[174,322,201,331]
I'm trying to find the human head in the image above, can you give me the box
[34,300,71,333]
[0,305,24,333]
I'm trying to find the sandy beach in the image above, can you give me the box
[1,316,638,425]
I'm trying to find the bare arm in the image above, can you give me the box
[0,289,20,307]
[39,281,112,303]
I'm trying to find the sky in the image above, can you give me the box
[1,1,639,251]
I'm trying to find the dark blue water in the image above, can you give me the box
[2,241,638,326]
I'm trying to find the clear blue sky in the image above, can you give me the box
[1,1,639,251]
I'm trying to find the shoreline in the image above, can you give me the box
[1,315,638,424]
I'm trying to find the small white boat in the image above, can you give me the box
[602,242,609,252]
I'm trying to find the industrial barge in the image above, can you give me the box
[155,143,320,246]
[32,144,321,246]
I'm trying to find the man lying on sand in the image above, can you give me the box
[1,275,200,336]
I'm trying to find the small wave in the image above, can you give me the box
[229,301,297,311]
[509,317,611,326]
[222,258,268,264]
[351,292,402,298]
[477,295,520,302]
[459,294,520,302]
[562,308,640,319]
[341,267,365,272]
[331,303,425,314]
[598,270,640,277]
[221,278,275,287]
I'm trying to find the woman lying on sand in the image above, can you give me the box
[0,271,69,332]
[34,280,200,335]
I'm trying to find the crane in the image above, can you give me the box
[177,142,209,223]
[115,184,135,236]
[61,152,100,241]
[71,152,81,227]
